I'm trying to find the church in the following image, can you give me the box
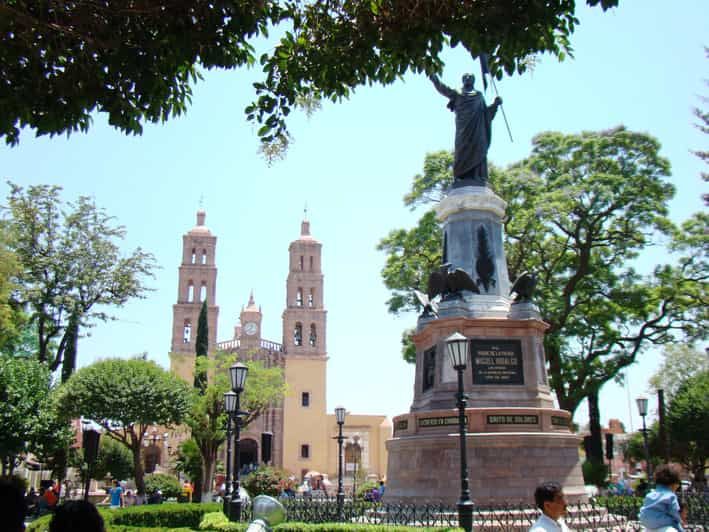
[167,210,390,486]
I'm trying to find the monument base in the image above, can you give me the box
[385,407,586,505]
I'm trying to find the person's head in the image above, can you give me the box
[654,464,681,489]
[0,479,27,532]
[49,501,105,532]
[113,479,119,487]
[461,73,476,91]
[534,481,567,520]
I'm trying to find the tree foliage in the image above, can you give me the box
[55,358,191,494]
[1,1,618,148]
[649,344,708,399]
[378,128,707,418]
[666,371,709,486]
[0,224,24,353]
[2,183,156,379]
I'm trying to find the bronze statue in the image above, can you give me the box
[430,73,502,186]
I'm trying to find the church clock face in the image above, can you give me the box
[243,322,258,336]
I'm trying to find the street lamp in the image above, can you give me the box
[224,390,237,516]
[636,395,652,482]
[445,332,473,532]
[334,406,346,520]
[228,363,248,522]
[81,420,100,502]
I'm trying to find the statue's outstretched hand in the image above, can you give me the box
[494,96,503,106]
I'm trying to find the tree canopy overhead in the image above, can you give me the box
[1,0,618,147]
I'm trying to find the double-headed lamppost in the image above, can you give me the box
[335,406,346,520]
[445,332,473,532]
[636,395,652,483]
[223,390,237,516]
[227,362,248,522]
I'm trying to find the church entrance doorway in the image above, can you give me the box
[239,438,258,475]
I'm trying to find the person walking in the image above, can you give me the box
[529,481,569,532]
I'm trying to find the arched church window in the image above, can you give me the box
[309,256,314,271]
[201,249,207,265]
[187,281,195,303]
[308,289,314,308]
[294,323,303,346]
[183,320,192,343]
[200,282,207,302]
[309,324,317,347]
[296,288,303,307]
[299,256,304,271]
[191,248,196,264]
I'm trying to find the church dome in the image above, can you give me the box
[188,209,212,235]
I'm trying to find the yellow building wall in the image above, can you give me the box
[283,357,329,477]
[325,414,391,483]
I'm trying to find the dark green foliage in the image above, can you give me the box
[60,314,79,383]
[666,371,709,486]
[242,466,290,497]
[174,438,203,485]
[194,300,209,392]
[1,2,617,149]
[144,473,182,498]
[582,460,609,488]
[110,503,221,527]
[94,437,134,482]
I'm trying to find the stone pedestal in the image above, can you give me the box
[384,186,586,505]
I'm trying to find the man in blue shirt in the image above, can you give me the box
[108,480,123,510]
[639,465,684,532]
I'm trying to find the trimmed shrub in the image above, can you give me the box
[242,467,290,497]
[111,502,221,527]
[145,473,183,498]
[581,460,608,488]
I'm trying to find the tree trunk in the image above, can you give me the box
[201,450,217,502]
[132,445,146,495]
[61,315,79,383]
[588,390,604,463]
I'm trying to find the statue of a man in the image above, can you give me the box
[430,73,502,186]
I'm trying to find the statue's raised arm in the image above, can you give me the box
[430,72,501,187]
[429,74,457,100]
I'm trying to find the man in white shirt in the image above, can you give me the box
[529,481,570,532]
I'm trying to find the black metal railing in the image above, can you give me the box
[234,494,709,530]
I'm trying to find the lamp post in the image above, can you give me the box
[445,332,473,532]
[228,362,248,522]
[224,390,237,516]
[81,420,100,502]
[636,395,652,482]
[335,406,346,520]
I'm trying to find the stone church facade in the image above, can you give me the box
[168,211,390,485]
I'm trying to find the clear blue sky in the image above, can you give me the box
[1,0,706,433]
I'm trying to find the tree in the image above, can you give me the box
[1,1,618,148]
[379,128,707,426]
[3,183,156,380]
[692,47,708,205]
[0,356,51,474]
[55,358,192,495]
[186,351,286,502]
[666,371,709,487]
[622,423,662,470]
[0,225,24,353]
[194,300,209,393]
[649,344,708,398]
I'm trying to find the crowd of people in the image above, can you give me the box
[0,463,694,532]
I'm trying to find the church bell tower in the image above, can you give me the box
[169,210,219,382]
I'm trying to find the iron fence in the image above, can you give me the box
[237,494,708,530]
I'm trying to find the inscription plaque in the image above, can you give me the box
[394,419,409,431]
[471,339,524,385]
[487,415,539,425]
[551,416,569,427]
[418,416,468,428]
